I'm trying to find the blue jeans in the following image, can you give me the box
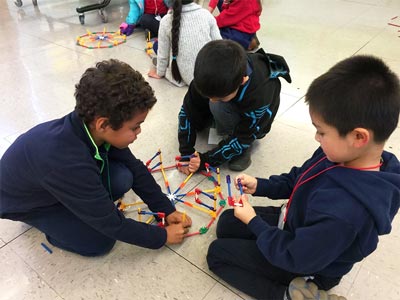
[209,100,241,136]
[6,161,133,256]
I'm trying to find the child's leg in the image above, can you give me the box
[102,161,133,200]
[139,14,161,38]
[209,100,241,136]
[217,206,281,239]
[12,204,116,256]
[7,161,133,257]
[207,237,297,299]
[219,27,253,49]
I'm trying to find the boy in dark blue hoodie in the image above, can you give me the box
[206,55,400,300]
[0,59,191,256]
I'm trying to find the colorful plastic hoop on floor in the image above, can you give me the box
[76,28,126,49]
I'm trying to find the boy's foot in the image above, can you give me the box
[228,149,251,171]
[286,277,347,300]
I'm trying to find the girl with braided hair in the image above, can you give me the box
[148,0,221,87]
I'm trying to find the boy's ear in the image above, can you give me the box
[242,76,249,85]
[351,128,370,148]
[94,117,110,131]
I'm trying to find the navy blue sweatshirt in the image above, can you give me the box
[0,112,175,249]
[248,148,400,277]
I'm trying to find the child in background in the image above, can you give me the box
[139,0,170,38]
[207,55,400,300]
[178,39,290,173]
[147,0,221,87]
[207,0,223,13]
[0,59,192,256]
[210,0,262,51]
[120,0,169,37]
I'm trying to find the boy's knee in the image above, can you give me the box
[206,240,223,270]
[46,235,116,257]
[108,163,133,199]
[81,238,116,257]
[216,209,235,237]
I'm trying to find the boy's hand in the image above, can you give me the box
[188,152,201,173]
[177,152,200,174]
[233,195,256,225]
[165,223,188,244]
[166,211,192,228]
[235,174,257,194]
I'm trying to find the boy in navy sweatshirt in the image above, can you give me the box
[178,39,290,173]
[206,55,400,300]
[0,59,191,256]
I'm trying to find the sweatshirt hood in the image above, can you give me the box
[328,151,400,235]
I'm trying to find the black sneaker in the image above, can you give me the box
[287,277,347,300]
[228,149,251,171]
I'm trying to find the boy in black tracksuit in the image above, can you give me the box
[177,39,291,173]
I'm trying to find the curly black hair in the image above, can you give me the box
[75,59,157,130]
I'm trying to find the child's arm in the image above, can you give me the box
[208,0,219,13]
[178,84,213,171]
[125,0,144,25]
[155,16,171,78]
[42,165,171,249]
[165,210,192,228]
[110,148,176,214]
[233,195,256,224]
[178,152,201,175]
[165,223,188,244]
[215,0,252,28]
[235,174,257,194]
[246,193,359,275]
[209,15,222,41]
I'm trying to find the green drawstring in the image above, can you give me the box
[83,123,112,197]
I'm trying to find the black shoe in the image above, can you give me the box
[228,149,251,171]
[287,277,347,300]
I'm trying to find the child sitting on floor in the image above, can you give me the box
[0,59,192,256]
[147,0,221,87]
[207,54,400,300]
[210,0,262,51]
[120,0,170,37]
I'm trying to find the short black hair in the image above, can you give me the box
[75,59,156,130]
[306,55,400,143]
[193,40,247,98]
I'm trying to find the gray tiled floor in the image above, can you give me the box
[1,0,400,299]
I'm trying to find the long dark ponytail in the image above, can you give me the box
[171,0,183,83]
